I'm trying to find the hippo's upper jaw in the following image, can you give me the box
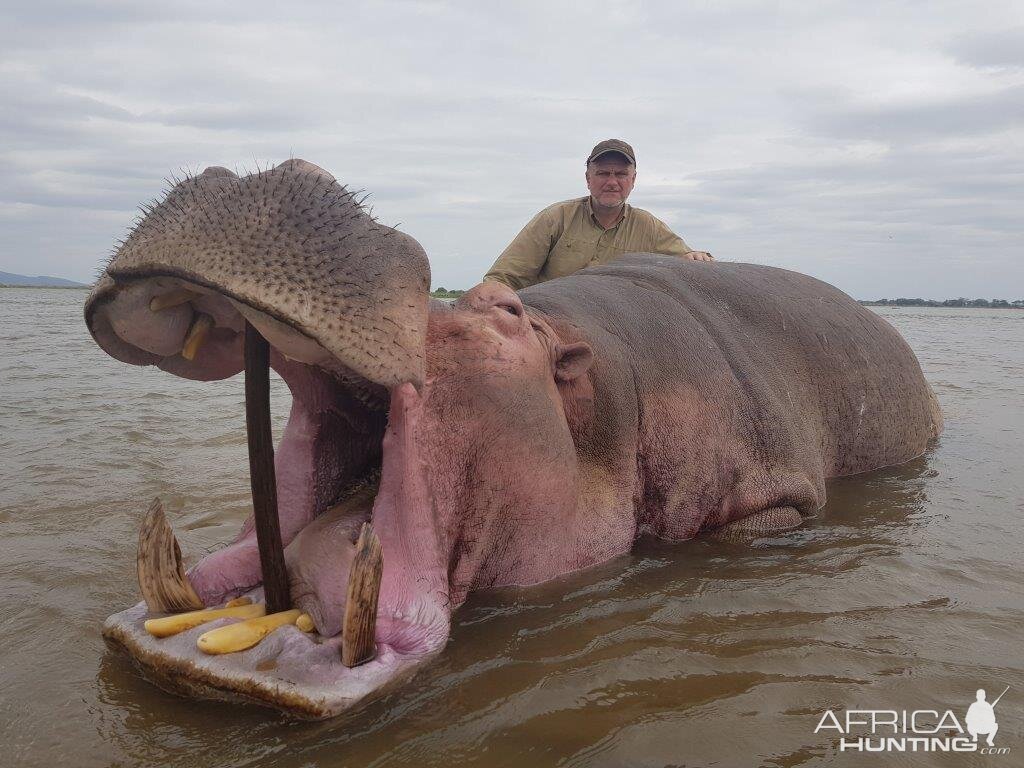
[87,161,451,713]
[86,158,429,389]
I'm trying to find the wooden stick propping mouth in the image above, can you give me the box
[244,321,291,615]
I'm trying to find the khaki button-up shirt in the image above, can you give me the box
[484,197,693,290]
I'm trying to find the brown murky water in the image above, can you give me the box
[1,287,1022,767]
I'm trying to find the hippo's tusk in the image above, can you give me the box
[244,321,292,613]
[341,522,383,668]
[137,498,204,613]
[181,312,215,361]
[196,609,302,654]
[296,613,315,632]
[144,602,265,638]
[149,288,201,312]
[224,596,253,608]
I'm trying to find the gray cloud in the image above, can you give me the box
[949,27,1024,70]
[0,0,1022,300]
[808,85,1024,141]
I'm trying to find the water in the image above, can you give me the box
[1,288,1021,767]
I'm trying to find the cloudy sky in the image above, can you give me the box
[2,0,1022,299]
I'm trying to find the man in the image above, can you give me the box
[484,139,712,290]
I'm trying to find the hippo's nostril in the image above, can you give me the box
[498,301,521,317]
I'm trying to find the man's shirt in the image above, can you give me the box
[484,196,693,290]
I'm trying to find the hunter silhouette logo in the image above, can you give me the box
[966,686,1008,747]
[814,686,1011,755]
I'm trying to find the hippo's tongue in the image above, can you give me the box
[371,383,450,653]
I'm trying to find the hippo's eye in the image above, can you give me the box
[498,301,521,317]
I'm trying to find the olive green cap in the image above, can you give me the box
[586,139,636,165]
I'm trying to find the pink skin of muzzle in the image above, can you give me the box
[186,368,452,657]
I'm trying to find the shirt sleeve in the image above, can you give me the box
[484,205,563,290]
[650,216,693,258]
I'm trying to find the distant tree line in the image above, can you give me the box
[860,298,1024,308]
[430,289,1024,307]
[430,287,467,299]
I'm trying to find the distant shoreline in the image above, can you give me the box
[859,300,1023,309]
[0,284,89,289]
[3,285,1020,309]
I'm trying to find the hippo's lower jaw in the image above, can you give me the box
[182,378,451,657]
[90,275,450,715]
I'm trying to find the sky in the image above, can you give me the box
[1,0,1022,299]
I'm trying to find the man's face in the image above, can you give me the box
[585,156,636,209]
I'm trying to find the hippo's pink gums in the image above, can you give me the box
[85,160,942,718]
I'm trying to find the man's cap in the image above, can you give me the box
[587,139,636,165]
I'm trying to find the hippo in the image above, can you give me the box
[85,159,942,718]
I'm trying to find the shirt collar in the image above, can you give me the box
[584,196,630,230]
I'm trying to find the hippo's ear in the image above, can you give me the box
[553,342,594,383]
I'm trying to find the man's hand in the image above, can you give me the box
[685,251,714,262]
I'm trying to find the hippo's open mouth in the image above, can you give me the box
[86,159,454,720]
[86,271,450,715]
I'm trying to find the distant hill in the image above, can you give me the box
[0,271,87,287]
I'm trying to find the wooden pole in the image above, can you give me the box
[244,322,291,614]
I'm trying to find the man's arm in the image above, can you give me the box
[651,218,713,262]
[484,206,563,290]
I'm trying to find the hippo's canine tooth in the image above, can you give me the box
[296,613,315,632]
[224,596,253,608]
[144,603,265,638]
[149,288,201,312]
[181,312,215,361]
[196,609,302,654]
[137,498,204,613]
[341,522,383,668]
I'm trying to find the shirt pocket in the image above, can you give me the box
[543,234,597,279]
[611,229,653,258]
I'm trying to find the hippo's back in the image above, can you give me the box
[521,254,942,482]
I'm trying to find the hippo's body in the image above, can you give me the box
[86,160,942,718]
[519,255,941,541]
